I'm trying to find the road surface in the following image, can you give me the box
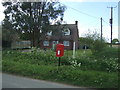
[2,73,95,89]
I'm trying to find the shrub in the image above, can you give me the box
[2,50,119,88]
[2,49,119,72]
[91,40,107,54]
[2,60,118,88]
[94,47,118,58]
[68,55,119,72]
[80,31,108,54]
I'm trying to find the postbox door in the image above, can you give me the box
[56,44,64,57]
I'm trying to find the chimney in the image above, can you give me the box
[75,21,78,25]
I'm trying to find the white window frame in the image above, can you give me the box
[63,41,70,46]
[64,28,70,36]
[47,31,52,36]
[43,41,49,46]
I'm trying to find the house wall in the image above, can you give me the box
[40,40,74,50]
[40,40,52,49]
[39,21,79,50]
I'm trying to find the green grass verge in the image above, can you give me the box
[2,49,119,88]
[3,59,118,88]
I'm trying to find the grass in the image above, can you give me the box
[2,48,119,88]
[64,49,92,58]
[94,47,118,58]
[3,59,118,88]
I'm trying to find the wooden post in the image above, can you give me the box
[58,57,60,66]
[73,41,75,58]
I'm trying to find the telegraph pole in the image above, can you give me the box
[100,17,103,42]
[107,6,117,46]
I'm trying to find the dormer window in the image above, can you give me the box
[63,28,70,36]
[47,31,52,36]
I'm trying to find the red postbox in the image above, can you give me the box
[56,44,64,57]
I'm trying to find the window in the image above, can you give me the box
[47,31,52,36]
[43,41,49,46]
[63,41,70,46]
[52,41,59,49]
[63,28,70,36]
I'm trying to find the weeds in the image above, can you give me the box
[2,48,119,88]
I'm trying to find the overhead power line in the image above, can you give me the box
[61,3,112,26]
[63,3,112,27]
[61,3,100,20]
[68,6,99,19]
[102,19,109,25]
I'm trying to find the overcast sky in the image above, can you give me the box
[0,0,119,42]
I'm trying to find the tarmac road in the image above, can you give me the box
[2,73,96,90]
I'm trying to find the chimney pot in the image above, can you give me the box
[75,21,78,25]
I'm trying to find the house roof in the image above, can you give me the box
[40,21,79,41]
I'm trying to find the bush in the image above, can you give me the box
[91,40,107,54]
[69,56,119,72]
[94,47,118,58]
[2,49,119,72]
[2,49,119,88]
[2,60,118,88]
[81,30,108,54]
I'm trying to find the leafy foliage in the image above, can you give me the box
[112,38,119,44]
[2,48,119,88]
[2,48,119,72]
[2,28,19,42]
[0,25,2,41]
[2,2,66,46]
[94,47,118,58]
[80,30,107,54]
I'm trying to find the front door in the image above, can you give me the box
[52,41,59,50]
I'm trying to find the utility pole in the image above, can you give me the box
[100,17,103,42]
[107,6,117,46]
